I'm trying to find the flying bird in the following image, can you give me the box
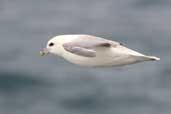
[40,34,160,67]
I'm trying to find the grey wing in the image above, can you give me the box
[63,43,96,57]
[73,35,120,48]
[62,35,117,57]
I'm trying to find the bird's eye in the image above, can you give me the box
[49,42,54,47]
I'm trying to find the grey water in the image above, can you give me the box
[0,0,170,114]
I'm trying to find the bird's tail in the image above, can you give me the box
[141,55,160,61]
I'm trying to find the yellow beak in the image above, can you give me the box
[40,48,49,56]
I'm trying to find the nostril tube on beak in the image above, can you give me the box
[40,48,49,56]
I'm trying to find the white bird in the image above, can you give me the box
[40,34,160,67]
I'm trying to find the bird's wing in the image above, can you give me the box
[62,35,121,57]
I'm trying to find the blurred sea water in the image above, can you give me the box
[0,0,170,114]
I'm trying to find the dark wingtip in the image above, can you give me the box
[119,42,123,45]
[100,42,111,47]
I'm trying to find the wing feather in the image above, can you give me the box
[63,43,96,57]
[62,35,120,57]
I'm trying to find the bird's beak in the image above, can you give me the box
[40,48,49,56]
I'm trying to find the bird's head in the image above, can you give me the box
[40,36,63,56]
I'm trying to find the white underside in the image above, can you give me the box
[61,45,156,67]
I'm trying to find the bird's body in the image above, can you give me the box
[40,34,160,67]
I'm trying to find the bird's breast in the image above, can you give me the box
[61,47,139,67]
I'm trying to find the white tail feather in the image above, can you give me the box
[146,56,160,61]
